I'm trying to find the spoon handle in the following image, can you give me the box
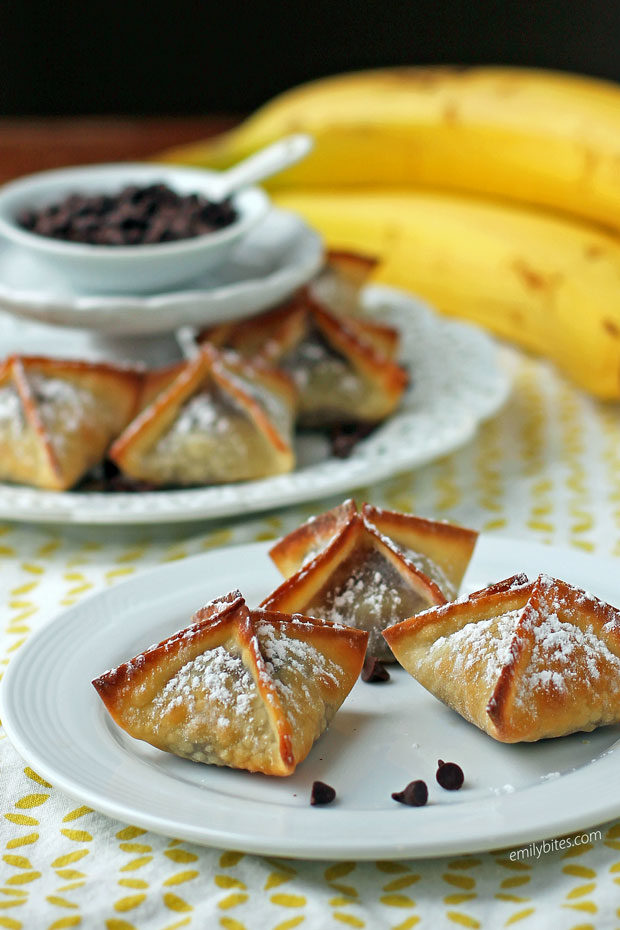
[214,134,314,200]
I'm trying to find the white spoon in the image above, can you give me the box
[210,134,314,201]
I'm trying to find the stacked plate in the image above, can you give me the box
[0,163,509,524]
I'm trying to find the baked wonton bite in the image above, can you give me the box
[383,574,620,742]
[0,355,141,491]
[92,591,368,776]
[109,345,296,486]
[200,288,408,428]
[308,249,379,316]
[262,500,478,661]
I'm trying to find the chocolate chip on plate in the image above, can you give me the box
[391,780,428,807]
[329,421,378,459]
[361,655,390,683]
[436,760,464,790]
[310,780,336,806]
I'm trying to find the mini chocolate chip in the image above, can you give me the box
[17,209,36,229]
[436,760,464,790]
[17,183,237,245]
[391,780,428,807]
[310,780,336,806]
[361,655,390,683]
[329,421,378,458]
[95,227,126,245]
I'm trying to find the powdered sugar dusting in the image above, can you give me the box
[167,391,231,437]
[516,605,620,706]
[28,374,103,453]
[148,383,269,484]
[325,571,402,626]
[32,375,97,431]
[255,621,342,735]
[429,608,521,685]
[537,573,619,627]
[0,386,24,433]
[308,548,431,660]
[136,637,277,769]
[0,376,99,447]
[398,545,454,597]
[153,644,255,718]
[426,575,620,712]
[282,331,365,403]
[257,622,340,694]
[370,524,455,598]
[301,532,339,567]
[223,365,293,442]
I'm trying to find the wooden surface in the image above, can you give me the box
[0,117,240,184]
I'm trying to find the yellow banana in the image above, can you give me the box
[273,189,620,399]
[160,66,620,232]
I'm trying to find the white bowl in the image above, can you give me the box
[0,209,324,335]
[0,163,270,295]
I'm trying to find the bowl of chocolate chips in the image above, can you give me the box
[0,163,270,294]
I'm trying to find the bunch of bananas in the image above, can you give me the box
[161,67,620,398]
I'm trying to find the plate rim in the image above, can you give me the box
[2,535,620,861]
[0,287,511,524]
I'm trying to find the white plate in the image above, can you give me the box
[0,286,510,524]
[0,208,323,334]
[2,535,619,860]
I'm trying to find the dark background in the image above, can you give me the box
[2,0,620,116]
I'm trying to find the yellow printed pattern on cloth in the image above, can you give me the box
[1,351,620,928]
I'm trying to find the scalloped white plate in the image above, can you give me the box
[0,285,510,524]
[2,536,619,859]
[0,208,323,335]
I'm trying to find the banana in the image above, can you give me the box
[272,189,620,399]
[158,66,620,395]
[160,66,620,232]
